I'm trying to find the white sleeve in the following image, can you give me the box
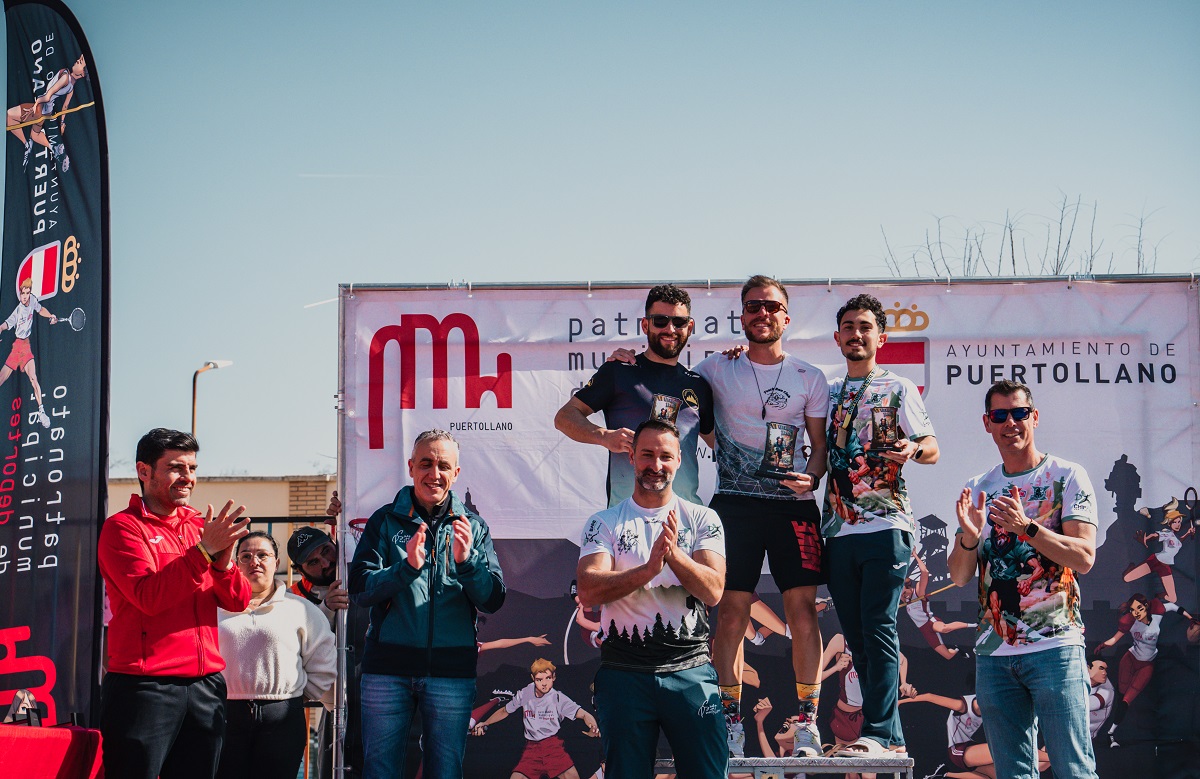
[580,513,615,558]
[898,378,934,440]
[299,598,338,709]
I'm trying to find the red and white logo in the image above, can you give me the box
[16,241,60,301]
[368,313,513,450]
[878,338,929,396]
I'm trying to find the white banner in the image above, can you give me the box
[339,278,1200,777]
[342,279,1199,552]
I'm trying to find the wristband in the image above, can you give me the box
[958,535,979,551]
[197,542,215,565]
[805,472,822,491]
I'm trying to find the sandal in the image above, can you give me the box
[832,736,889,757]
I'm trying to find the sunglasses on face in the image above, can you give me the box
[647,315,691,329]
[987,407,1033,424]
[742,300,787,315]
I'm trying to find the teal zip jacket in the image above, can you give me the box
[349,487,505,678]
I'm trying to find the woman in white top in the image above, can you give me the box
[217,531,337,779]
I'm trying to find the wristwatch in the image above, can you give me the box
[1024,521,1040,539]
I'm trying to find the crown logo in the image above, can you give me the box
[886,302,929,332]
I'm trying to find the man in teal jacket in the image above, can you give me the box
[349,429,506,779]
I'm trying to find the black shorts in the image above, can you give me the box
[709,493,825,593]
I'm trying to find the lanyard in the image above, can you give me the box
[834,368,877,448]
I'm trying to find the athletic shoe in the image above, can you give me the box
[21,140,32,170]
[726,718,745,757]
[491,689,514,704]
[792,719,822,757]
[37,409,50,428]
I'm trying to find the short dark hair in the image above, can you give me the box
[135,428,198,488]
[645,284,691,315]
[836,294,888,333]
[632,419,681,449]
[984,380,1034,411]
[741,275,788,304]
[237,530,278,557]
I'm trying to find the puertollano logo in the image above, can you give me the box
[368,313,513,450]
[879,301,931,396]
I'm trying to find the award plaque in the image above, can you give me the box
[871,406,899,448]
[650,394,683,424]
[755,422,800,480]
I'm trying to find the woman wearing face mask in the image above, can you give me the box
[216,531,337,779]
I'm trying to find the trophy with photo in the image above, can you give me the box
[650,394,682,424]
[755,422,800,480]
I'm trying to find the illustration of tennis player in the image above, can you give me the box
[472,658,600,779]
[1123,497,1194,603]
[6,54,88,172]
[0,279,59,428]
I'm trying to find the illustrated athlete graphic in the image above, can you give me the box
[1094,593,1195,747]
[6,54,89,172]
[1122,495,1195,603]
[0,279,60,428]
[899,690,1052,779]
[1087,660,1115,742]
[818,633,915,757]
[901,552,974,660]
[472,659,600,779]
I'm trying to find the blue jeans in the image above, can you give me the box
[976,644,1097,779]
[825,528,911,747]
[360,673,475,779]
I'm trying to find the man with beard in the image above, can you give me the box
[288,516,349,625]
[694,275,830,757]
[577,419,727,777]
[556,284,714,507]
[822,293,938,758]
[288,495,365,777]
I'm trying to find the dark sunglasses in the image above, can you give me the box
[647,315,691,329]
[742,299,787,315]
[987,407,1033,424]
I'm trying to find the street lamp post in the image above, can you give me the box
[191,360,233,437]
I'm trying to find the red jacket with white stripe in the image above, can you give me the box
[98,495,251,676]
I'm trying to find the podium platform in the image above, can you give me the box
[655,754,915,778]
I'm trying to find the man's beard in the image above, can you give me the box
[636,469,671,493]
[647,331,687,360]
[306,567,336,587]
[745,321,783,345]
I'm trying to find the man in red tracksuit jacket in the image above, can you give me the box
[97,428,252,779]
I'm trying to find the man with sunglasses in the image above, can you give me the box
[949,380,1098,779]
[822,294,938,758]
[693,275,830,758]
[556,284,714,507]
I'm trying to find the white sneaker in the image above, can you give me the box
[792,719,821,757]
[37,409,50,428]
[726,719,745,757]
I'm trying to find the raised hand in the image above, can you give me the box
[451,516,474,564]
[200,500,250,570]
[407,523,428,570]
[956,488,986,547]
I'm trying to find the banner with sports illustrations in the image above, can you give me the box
[0,0,108,726]
[341,279,1199,778]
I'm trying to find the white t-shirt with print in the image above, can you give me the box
[506,682,581,742]
[695,353,829,501]
[579,495,724,671]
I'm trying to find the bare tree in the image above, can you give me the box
[879,194,1164,277]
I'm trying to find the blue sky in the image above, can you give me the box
[10,1,1197,476]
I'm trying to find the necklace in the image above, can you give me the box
[748,355,787,420]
